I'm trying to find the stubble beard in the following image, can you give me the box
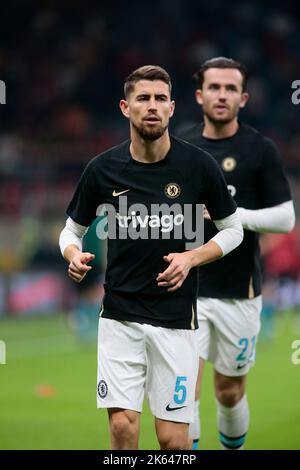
[204,105,237,126]
[132,121,168,141]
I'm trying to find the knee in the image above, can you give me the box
[157,428,189,450]
[216,386,244,407]
[110,412,138,442]
[159,435,187,450]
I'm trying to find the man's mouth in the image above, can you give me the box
[143,116,161,122]
[214,104,228,110]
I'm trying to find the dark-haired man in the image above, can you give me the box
[59,65,243,450]
[178,57,295,450]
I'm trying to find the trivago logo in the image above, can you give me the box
[0,340,6,365]
[116,212,184,233]
[95,196,204,249]
[0,80,6,104]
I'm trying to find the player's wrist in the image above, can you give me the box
[186,249,202,268]
[64,244,82,263]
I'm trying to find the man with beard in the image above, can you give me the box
[59,65,244,450]
[178,57,295,450]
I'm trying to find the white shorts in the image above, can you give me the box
[97,317,198,423]
[197,296,262,377]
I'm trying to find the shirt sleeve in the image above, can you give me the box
[237,200,295,234]
[59,217,88,256]
[199,151,237,220]
[211,210,244,256]
[66,161,101,226]
[256,138,291,208]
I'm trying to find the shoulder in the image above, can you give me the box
[238,122,265,145]
[171,135,222,178]
[175,122,202,141]
[238,123,283,164]
[243,125,282,169]
[171,135,215,163]
[261,136,280,154]
[170,136,223,187]
[238,123,281,156]
[87,140,130,172]
[241,124,282,163]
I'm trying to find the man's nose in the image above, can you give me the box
[148,97,158,109]
[218,88,227,100]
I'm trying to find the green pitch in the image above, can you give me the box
[0,311,299,449]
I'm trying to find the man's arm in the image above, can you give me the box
[157,210,243,292]
[252,137,294,234]
[59,217,95,282]
[237,200,295,234]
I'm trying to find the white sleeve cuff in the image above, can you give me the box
[237,200,295,234]
[211,210,244,257]
[59,217,88,257]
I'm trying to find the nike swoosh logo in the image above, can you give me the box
[237,363,248,369]
[112,189,131,197]
[165,404,186,411]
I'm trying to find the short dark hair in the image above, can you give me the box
[193,57,248,91]
[124,65,172,98]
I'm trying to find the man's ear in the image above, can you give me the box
[195,89,203,106]
[239,92,249,109]
[120,99,130,118]
[169,100,175,118]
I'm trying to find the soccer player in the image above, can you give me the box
[59,65,243,450]
[178,57,295,450]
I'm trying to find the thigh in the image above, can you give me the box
[197,297,216,362]
[97,318,146,411]
[212,296,262,377]
[145,325,198,424]
[195,357,206,399]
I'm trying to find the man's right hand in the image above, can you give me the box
[68,252,95,283]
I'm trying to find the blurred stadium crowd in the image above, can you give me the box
[0,0,299,317]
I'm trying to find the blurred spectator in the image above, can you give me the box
[261,226,300,282]
[260,226,300,319]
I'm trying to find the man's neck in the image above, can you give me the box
[202,118,239,140]
[130,131,171,163]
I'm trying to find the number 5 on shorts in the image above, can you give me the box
[174,376,187,405]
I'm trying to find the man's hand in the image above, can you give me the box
[68,252,95,283]
[156,252,195,292]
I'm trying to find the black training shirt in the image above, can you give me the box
[67,136,236,328]
[178,123,291,299]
